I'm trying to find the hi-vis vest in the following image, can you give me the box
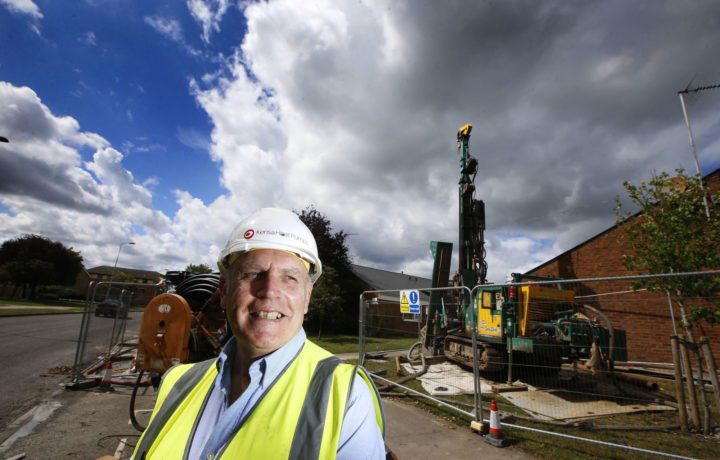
[133,340,385,459]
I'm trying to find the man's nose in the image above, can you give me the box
[254,272,282,297]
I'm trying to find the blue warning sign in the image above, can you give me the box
[400,289,421,314]
[408,289,420,314]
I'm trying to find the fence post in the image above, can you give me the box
[69,281,96,386]
[670,336,688,432]
[358,294,367,366]
[679,338,701,430]
[469,286,484,433]
[700,337,720,417]
[692,342,711,435]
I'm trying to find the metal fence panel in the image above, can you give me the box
[68,280,164,387]
[359,286,482,423]
[360,271,720,459]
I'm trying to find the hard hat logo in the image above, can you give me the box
[218,208,322,282]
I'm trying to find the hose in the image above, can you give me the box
[130,370,146,432]
[407,342,423,361]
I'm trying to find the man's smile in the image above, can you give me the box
[250,311,285,320]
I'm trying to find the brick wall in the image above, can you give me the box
[528,169,720,364]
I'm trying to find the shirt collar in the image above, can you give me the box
[214,329,307,398]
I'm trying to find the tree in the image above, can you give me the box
[0,234,84,300]
[112,270,137,292]
[296,206,359,333]
[615,169,720,327]
[306,266,344,338]
[296,206,352,277]
[185,263,213,274]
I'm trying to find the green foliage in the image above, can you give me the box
[306,266,344,338]
[111,270,137,293]
[296,206,352,276]
[297,206,359,333]
[184,263,213,274]
[615,169,720,326]
[0,234,84,299]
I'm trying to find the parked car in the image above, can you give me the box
[94,299,129,318]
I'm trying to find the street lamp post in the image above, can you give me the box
[107,241,135,297]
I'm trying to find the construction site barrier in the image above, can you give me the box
[67,279,165,389]
[360,270,720,460]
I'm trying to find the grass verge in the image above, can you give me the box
[0,298,88,316]
[0,298,82,307]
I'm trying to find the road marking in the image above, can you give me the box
[0,400,62,455]
[114,438,127,458]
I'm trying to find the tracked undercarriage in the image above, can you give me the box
[443,335,507,373]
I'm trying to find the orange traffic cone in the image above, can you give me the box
[99,361,114,391]
[484,400,508,447]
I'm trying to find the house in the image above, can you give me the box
[75,265,164,305]
[525,168,720,363]
[350,264,432,336]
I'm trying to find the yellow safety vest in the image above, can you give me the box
[133,340,385,459]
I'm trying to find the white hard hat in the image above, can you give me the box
[218,208,322,282]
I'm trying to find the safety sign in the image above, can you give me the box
[400,290,420,314]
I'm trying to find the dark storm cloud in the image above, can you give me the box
[388,0,720,237]
[0,150,111,214]
[227,0,720,278]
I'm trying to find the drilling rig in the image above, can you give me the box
[423,124,625,376]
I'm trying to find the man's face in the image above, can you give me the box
[221,249,312,358]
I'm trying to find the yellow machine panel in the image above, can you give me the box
[478,291,502,338]
[519,285,575,336]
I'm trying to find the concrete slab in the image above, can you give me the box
[502,390,674,421]
[401,362,494,396]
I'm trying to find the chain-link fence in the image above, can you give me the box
[360,271,720,459]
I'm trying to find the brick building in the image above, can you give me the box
[350,264,431,337]
[526,168,720,363]
[75,266,164,306]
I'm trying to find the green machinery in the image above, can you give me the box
[423,124,626,375]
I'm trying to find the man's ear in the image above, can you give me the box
[303,282,313,315]
[218,275,227,311]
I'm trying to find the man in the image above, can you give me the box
[133,208,385,459]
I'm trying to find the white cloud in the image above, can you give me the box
[177,127,211,151]
[0,0,42,19]
[0,81,182,270]
[4,1,720,284]
[79,31,96,46]
[144,15,183,43]
[187,0,229,44]
[144,14,202,57]
[185,0,720,282]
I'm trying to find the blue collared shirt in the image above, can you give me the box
[190,329,384,459]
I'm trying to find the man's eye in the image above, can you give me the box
[241,271,259,280]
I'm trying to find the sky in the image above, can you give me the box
[1,0,719,283]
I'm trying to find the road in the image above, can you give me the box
[0,313,140,430]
